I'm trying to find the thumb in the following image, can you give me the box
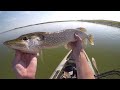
[74,34,82,41]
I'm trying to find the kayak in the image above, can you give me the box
[49,50,95,79]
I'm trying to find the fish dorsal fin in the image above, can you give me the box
[35,32,49,35]
[76,27,87,32]
[21,32,48,38]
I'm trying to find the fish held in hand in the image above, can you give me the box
[4,27,94,54]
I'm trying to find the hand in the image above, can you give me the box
[69,34,83,58]
[12,50,37,79]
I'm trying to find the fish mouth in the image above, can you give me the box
[4,40,17,46]
[4,39,26,47]
[4,41,12,46]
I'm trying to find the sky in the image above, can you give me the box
[0,11,120,32]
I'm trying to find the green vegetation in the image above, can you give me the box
[80,20,120,28]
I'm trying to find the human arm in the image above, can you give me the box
[70,34,95,79]
[12,50,37,79]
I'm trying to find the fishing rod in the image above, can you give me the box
[95,67,120,79]
[0,20,82,35]
[91,57,120,79]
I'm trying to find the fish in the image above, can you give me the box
[4,27,94,54]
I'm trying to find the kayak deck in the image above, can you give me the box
[50,50,95,79]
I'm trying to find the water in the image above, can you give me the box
[0,21,120,79]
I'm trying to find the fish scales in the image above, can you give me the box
[4,27,94,54]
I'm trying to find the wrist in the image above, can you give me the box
[22,76,35,79]
[16,74,36,79]
[73,49,84,58]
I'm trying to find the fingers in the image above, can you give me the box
[29,56,37,66]
[27,56,37,74]
[74,33,82,42]
[15,63,27,78]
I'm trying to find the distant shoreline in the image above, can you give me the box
[0,19,120,35]
[79,20,120,28]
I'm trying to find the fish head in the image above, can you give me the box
[4,32,45,53]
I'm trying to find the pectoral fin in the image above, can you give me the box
[64,43,72,50]
[37,53,39,56]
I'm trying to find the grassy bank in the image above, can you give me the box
[80,20,120,28]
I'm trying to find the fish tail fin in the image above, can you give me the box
[87,34,94,45]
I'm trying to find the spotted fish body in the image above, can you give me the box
[4,27,94,54]
[42,29,87,48]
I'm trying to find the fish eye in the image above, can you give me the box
[22,36,28,40]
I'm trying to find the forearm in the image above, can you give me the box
[75,49,95,79]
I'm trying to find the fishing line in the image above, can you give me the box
[0,20,81,35]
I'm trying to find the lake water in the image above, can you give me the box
[0,21,120,79]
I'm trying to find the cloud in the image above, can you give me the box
[46,11,120,22]
[5,17,17,22]
[0,11,2,14]
[21,11,32,14]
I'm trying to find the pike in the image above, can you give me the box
[4,27,94,54]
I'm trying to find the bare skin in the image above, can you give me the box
[70,34,95,79]
[12,50,37,79]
